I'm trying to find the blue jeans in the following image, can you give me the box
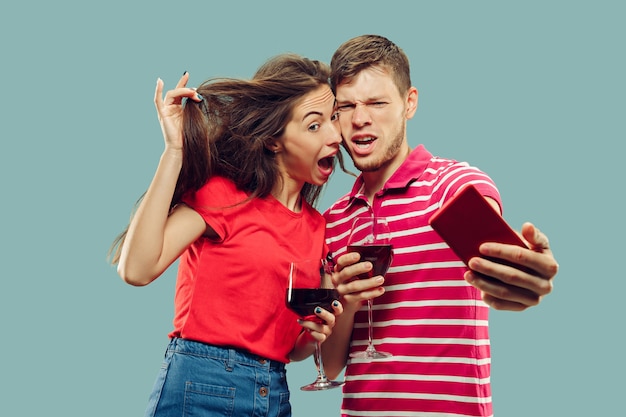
[144,338,291,417]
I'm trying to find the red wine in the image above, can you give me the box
[286,288,339,322]
[347,244,393,279]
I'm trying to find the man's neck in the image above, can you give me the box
[361,146,412,203]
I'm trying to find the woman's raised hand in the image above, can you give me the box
[153,72,203,150]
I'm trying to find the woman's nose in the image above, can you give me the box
[328,123,342,145]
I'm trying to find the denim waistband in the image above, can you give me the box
[167,338,286,371]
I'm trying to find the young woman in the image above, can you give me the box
[109,54,344,417]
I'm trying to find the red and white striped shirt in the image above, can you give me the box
[324,145,501,417]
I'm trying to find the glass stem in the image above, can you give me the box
[314,342,328,382]
[366,299,376,353]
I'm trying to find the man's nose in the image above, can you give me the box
[352,103,371,126]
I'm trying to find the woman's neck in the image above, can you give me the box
[271,180,303,213]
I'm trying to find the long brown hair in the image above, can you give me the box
[109,54,343,264]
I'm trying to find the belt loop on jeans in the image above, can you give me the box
[225,348,235,372]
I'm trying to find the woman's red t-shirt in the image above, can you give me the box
[171,176,327,363]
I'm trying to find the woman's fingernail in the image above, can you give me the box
[196,93,204,100]
[332,300,340,307]
[315,307,322,314]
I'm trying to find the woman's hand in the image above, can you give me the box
[298,300,344,343]
[154,72,203,151]
[289,300,343,361]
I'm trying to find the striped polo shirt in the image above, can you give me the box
[324,145,501,417]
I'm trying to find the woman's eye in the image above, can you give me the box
[308,123,321,132]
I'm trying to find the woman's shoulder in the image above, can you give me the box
[187,176,248,207]
[303,201,326,226]
[202,176,239,192]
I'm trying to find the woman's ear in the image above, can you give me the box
[266,140,282,154]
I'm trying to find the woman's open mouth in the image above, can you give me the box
[318,155,335,175]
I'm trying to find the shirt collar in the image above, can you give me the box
[346,144,433,204]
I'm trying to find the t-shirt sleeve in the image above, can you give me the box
[182,177,248,242]
[437,163,503,213]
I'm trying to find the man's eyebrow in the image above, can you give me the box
[336,96,387,105]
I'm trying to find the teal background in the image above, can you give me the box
[1,1,624,416]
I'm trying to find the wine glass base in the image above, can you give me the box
[350,350,392,360]
[300,379,345,391]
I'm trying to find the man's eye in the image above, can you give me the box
[331,112,340,121]
[337,104,354,112]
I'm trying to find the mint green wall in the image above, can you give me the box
[1,1,623,416]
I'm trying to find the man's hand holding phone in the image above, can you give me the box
[429,185,558,311]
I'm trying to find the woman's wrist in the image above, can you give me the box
[289,329,317,361]
[160,146,184,168]
[162,145,183,158]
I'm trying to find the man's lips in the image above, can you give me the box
[351,134,377,154]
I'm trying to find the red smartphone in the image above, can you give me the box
[428,184,531,271]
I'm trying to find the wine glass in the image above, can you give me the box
[346,216,394,359]
[285,259,344,391]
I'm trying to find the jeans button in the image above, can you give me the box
[259,387,268,397]
[258,359,267,364]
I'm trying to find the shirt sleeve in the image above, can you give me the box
[437,162,503,213]
[182,176,249,242]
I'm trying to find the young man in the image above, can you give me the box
[322,35,559,416]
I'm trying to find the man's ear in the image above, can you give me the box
[406,86,418,120]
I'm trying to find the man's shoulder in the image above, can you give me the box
[323,192,353,219]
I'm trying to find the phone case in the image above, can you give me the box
[428,184,529,269]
